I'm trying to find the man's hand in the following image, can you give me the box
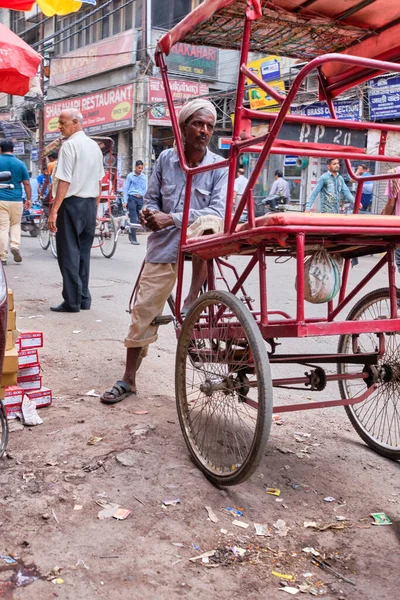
[24,199,32,210]
[48,210,58,233]
[141,208,174,231]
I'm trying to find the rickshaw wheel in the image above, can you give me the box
[50,233,57,259]
[38,213,50,250]
[99,216,117,258]
[338,288,400,460]
[0,400,9,458]
[175,290,272,486]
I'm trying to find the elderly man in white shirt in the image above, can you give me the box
[49,108,105,312]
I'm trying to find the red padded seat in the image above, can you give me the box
[235,211,400,231]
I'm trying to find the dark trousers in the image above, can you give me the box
[127,195,143,242]
[56,196,97,310]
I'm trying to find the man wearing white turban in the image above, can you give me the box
[101,99,227,404]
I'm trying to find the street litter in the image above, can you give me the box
[205,506,218,523]
[73,505,83,511]
[189,550,216,562]
[279,587,299,595]
[294,431,311,440]
[302,547,320,557]
[273,519,289,537]
[291,483,301,490]
[304,521,345,531]
[323,496,335,502]
[134,410,149,415]
[0,554,17,565]
[225,507,244,517]
[23,471,35,482]
[303,572,313,578]
[21,396,43,426]
[87,436,103,445]
[336,516,348,521]
[231,546,246,557]
[232,519,249,529]
[172,543,184,547]
[96,500,120,520]
[75,559,89,570]
[85,389,100,397]
[272,571,294,580]
[113,508,131,520]
[254,523,271,536]
[266,487,281,496]
[220,529,228,534]
[163,498,181,506]
[72,330,82,334]
[370,512,392,525]
[51,578,64,584]
[311,555,356,586]
[276,446,294,454]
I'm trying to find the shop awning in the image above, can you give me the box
[0,120,33,140]
[157,0,400,97]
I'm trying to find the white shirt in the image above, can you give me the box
[55,130,105,198]
[234,174,248,196]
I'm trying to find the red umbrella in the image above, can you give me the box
[0,23,42,96]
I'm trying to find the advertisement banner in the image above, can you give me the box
[248,79,285,111]
[368,76,400,120]
[247,56,281,84]
[246,56,284,111]
[165,43,218,79]
[49,30,136,87]
[44,84,133,140]
[148,78,209,126]
[291,98,362,121]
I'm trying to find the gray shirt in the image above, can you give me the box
[270,177,290,200]
[144,148,228,263]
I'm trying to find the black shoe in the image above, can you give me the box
[50,303,80,313]
[130,240,140,245]
[80,303,91,310]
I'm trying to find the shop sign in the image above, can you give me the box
[165,43,218,79]
[148,78,209,126]
[291,98,361,121]
[49,30,136,87]
[368,76,400,120]
[44,84,134,140]
[284,155,299,166]
[13,141,25,155]
[247,56,281,84]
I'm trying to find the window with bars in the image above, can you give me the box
[152,0,191,29]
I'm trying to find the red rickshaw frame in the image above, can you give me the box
[150,0,400,481]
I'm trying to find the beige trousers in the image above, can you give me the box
[124,262,178,349]
[0,201,23,261]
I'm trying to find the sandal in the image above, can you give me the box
[100,380,135,404]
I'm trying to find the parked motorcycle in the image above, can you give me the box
[21,202,42,237]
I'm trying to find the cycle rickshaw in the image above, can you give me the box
[151,0,400,486]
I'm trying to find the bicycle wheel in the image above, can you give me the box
[338,288,400,460]
[175,290,272,486]
[99,216,117,258]
[50,233,57,259]
[0,400,9,458]
[38,214,50,250]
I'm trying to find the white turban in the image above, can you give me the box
[178,99,217,127]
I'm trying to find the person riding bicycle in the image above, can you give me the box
[100,98,228,405]
[263,170,290,210]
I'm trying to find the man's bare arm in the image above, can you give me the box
[48,179,70,232]
[22,180,32,209]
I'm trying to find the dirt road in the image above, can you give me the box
[0,233,398,599]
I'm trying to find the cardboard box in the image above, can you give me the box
[3,347,18,374]
[6,329,19,351]
[26,387,52,409]
[2,386,24,406]
[18,349,39,368]
[8,288,14,311]
[16,374,42,391]
[5,402,22,420]
[1,372,17,387]
[17,332,43,349]
[18,364,40,377]
[7,309,16,331]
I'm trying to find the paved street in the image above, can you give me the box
[0,231,398,599]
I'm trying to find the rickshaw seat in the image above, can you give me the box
[235,211,400,231]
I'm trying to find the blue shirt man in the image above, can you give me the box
[0,140,31,264]
[306,158,354,213]
[124,160,147,245]
[355,163,374,211]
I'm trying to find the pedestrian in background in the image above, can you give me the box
[233,167,248,209]
[49,108,105,313]
[306,158,354,213]
[124,160,147,245]
[354,163,374,212]
[0,140,31,265]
